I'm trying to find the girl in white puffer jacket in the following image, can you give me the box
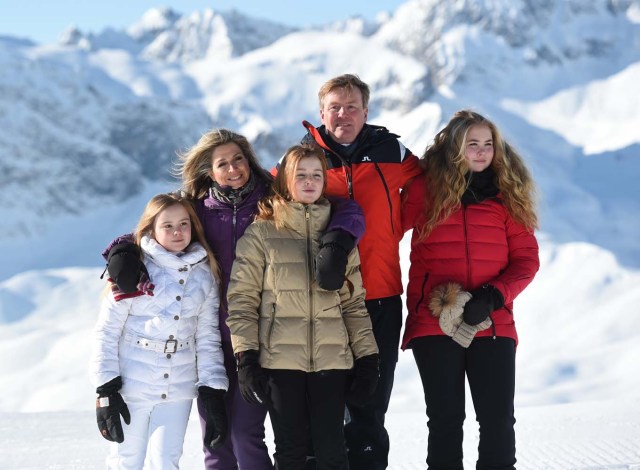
[91,193,229,470]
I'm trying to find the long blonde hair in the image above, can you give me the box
[174,128,272,199]
[417,109,538,240]
[134,193,220,281]
[256,144,327,229]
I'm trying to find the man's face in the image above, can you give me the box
[320,87,368,144]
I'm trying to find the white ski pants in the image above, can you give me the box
[106,398,192,470]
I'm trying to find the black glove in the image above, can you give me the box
[199,386,228,451]
[346,354,379,405]
[236,350,270,406]
[315,229,356,291]
[106,242,144,293]
[95,376,131,443]
[462,284,505,326]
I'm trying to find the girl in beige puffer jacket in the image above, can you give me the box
[227,144,378,470]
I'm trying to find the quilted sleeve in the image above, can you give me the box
[195,276,229,391]
[490,216,540,305]
[89,290,130,387]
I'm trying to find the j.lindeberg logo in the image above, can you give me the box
[361,156,372,162]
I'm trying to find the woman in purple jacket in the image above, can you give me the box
[177,129,365,469]
[177,129,275,469]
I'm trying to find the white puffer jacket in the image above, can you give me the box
[91,236,228,403]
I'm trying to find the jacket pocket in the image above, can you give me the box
[413,273,430,314]
[323,303,350,349]
[373,162,394,235]
[266,303,276,350]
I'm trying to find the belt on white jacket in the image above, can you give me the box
[123,332,195,353]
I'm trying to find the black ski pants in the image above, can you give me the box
[267,369,349,470]
[411,335,517,470]
[344,295,403,470]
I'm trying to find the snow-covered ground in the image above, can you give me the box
[3,398,640,469]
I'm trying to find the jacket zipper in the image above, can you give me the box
[232,203,238,251]
[463,206,471,288]
[343,164,353,199]
[305,207,315,371]
[267,304,276,349]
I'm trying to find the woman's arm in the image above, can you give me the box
[401,175,426,234]
[325,196,365,242]
[490,215,540,304]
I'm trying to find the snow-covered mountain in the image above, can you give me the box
[1,0,638,280]
[60,7,297,62]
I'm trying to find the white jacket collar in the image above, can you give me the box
[141,235,208,269]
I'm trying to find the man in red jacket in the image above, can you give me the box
[302,74,422,470]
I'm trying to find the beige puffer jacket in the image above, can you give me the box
[227,198,378,372]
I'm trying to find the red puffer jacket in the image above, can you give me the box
[401,176,539,349]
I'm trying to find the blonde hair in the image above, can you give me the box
[134,193,220,281]
[318,74,370,109]
[417,109,538,240]
[174,128,272,199]
[256,145,327,229]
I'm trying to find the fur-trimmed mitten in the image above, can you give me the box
[429,283,492,348]
[429,283,471,336]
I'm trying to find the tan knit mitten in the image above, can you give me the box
[451,317,492,348]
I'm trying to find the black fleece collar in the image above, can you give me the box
[461,167,500,205]
[317,124,397,162]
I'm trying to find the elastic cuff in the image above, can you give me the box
[451,322,477,348]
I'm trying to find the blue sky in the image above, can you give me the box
[0,0,407,44]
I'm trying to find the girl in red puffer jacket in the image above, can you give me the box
[402,109,540,470]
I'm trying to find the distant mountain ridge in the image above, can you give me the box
[59,7,297,62]
[0,0,639,279]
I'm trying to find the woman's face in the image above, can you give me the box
[291,157,324,204]
[210,143,251,189]
[464,124,494,172]
[153,204,192,253]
